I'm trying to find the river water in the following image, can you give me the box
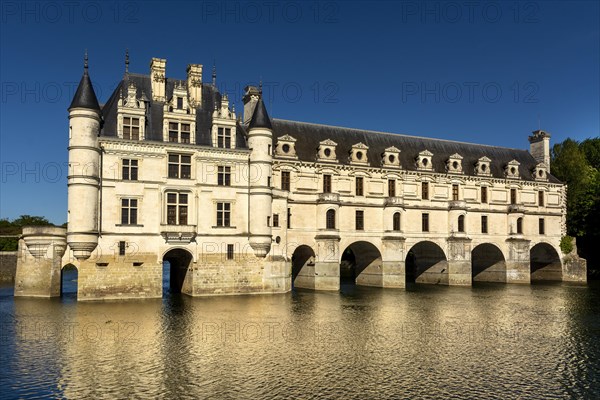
[1,273,599,399]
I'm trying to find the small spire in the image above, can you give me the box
[259,78,263,95]
[84,49,88,71]
[125,49,129,74]
[212,61,216,86]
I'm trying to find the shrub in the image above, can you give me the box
[560,235,574,254]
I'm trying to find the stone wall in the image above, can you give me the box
[0,252,17,282]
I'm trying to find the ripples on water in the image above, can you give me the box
[1,279,599,399]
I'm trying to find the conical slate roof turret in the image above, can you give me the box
[68,52,101,113]
[249,97,272,130]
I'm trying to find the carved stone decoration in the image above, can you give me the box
[532,162,548,181]
[275,134,298,158]
[416,150,433,171]
[382,146,401,168]
[505,159,521,179]
[446,153,463,174]
[475,156,492,176]
[317,139,338,162]
[349,142,369,165]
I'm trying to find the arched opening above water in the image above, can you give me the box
[340,241,382,286]
[163,248,193,295]
[405,241,448,285]
[61,263,78,299]
[472,243,506,283]
[291,245,316,289]
[530,243,562,282]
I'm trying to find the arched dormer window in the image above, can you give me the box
[393,212,401,231]
[326,209,336,230]
[458,215,465,233]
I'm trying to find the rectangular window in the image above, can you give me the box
[422,182,429,200]
[452,184,459,201]
[121,198,138,225]
[538,191,544,206]
[177,97,183,109]
[388,179,396,197]
[123,117,140,140]
[166,192,188,225]
[267,216,271,227]
[323,174,332,193]
[273,214,279,227]
[217,127,232,148]
[119,241,126,256]
[227,244,234,260]
[422,213,429,232]
[169,122,191,143]
[122,159,138,181]
[168,154,191,179]
[511,188,517,205]
[355,210,364,230]
[217,166,231,186]
[287,208,291,229]
[281,171,291,191]
[481,186,488,203]
[539,218,545,235]
[356,177,364,196]
[216,202,231,227]
[481,216,488,234]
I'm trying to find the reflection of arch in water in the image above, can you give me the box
[405,241,448,284]
[530,242,562,282]
[340,241,382,286]
[471,243,506,283]
[291,245,316,289]
[61,263,78,297]
[162,248,193,295]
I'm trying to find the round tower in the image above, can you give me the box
[67,53,102,260]
[247,97,273,257]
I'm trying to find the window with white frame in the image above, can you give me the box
[123,117,140,140]
[166,192,188,225]
[168,154,191,179]
[217,127,232,148]
[216,202,231,227]
[121,198,138,225]
[168,122,191,143]
[122,159,138,181]
[218,166,231,186]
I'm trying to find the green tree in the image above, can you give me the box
[580,137,600,169]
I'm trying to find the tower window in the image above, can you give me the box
[168,154,191,179]
[517,217,523,234]
[452,184,459,201]
[227,244,234,260]
[422,213,429,232]
[355,210,364,231]
[121,198,138,225]
[458,215,465,233]
[273,214,279,227]
[287,208,292,229]
[216,202,231,227]
[122,159,138,181]
[217,127,232,148]
[481,216,488,234]
[481,186,488,203]
[123,117,140,140]
[393,212,401,231]
[422,182,429,200]
[510,188,517,205]
[166,192,188,225]
[281,171,291,191]
[539,218,545,235]
[538,191,544,206]
[218,166,231,186]
[356,177,364,196]
[388,179,396,197]
[326,209,336,229]
[323,174,332,193]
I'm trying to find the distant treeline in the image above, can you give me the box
[0,215,64,251]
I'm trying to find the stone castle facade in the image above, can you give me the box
[14,55,586,300]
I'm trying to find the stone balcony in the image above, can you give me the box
[384,196,404,207]
[449,200,467,210]
[317,192,340,204]
[160,224,197,244]
[508,204,526,213]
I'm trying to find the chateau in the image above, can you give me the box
[14,55,586,300]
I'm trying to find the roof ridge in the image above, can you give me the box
[272,118,528,153]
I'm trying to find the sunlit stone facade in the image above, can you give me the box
[13,56,586,300]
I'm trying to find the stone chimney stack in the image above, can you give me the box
[528,130,551,172]
[150,57,166,102]
[243,85,260,125]
[187,64,202,108]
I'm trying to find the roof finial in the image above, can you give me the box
[125,49,129,74]
[84,49,88,71]
[259,77,263,95]
[212,60,216,86]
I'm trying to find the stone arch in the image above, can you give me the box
[405,241,448,284]
[340,241,382,286]
[60,263,78,298]
[291,245,316,289]
[162,248,194,295]
[530,242,562,281]
[471,243,506,283]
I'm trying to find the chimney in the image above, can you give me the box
[243,85,260,125]
[187,64,202,108]
[528,130,551,172]
[150,57,166,102]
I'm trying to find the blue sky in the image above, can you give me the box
[1,0,598,224]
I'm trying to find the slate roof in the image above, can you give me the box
[69,67,101,113]
[249,98,272,130]
[270,119,561,183]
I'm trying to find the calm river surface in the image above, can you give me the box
[1,275,600,399]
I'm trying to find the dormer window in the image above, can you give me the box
[123,117,140,140]
[275,135,298,158]
[168,122,191,143]
[217,127,232,148]
[505,160,521,179]
[475,156,492,176]
[317,139,338,162]
[177,97,183,109]
[416,150,433,171]
[117,82,146,140]
[533,163,548,181]
[382,146,401,168]
[446,153,463,174]
[349,143,369,165]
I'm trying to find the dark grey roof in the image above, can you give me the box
[249,98,272,130]
[100,74,248,148]
[271,119,561,183]
[69,68,101,113]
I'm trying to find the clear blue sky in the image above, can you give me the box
[1,1,598,224]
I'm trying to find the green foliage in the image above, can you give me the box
[560,236,574,255]
[581,137,600,170]
[0,237,18,251]
[0,215,55,236]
